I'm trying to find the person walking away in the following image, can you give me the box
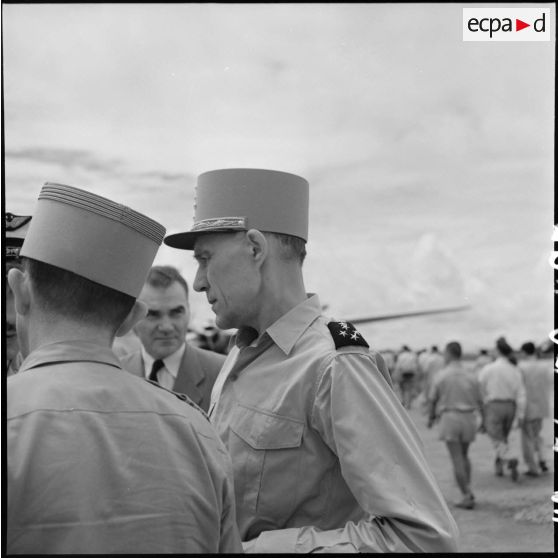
[478,336,526,481]
[428,341,484,509]
[393,345,420,409]
[518,341,551,476]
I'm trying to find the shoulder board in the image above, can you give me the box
[327,321,370,350]
[146,379,210,421]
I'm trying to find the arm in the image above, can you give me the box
[251,352,458,553]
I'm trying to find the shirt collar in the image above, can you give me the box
[19,340,123,372]
[140,342,186,379]
[264,293,323,355]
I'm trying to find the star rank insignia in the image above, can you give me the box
[327,321,369,349]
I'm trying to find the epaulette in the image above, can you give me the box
[146,379,210,422]
[327,321,370,349]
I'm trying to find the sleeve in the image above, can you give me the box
[252,352,458,553]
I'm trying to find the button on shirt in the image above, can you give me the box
[478,356,526,420]
[140,343,185,390]
[211,294,458,553]
[7,340,242,554]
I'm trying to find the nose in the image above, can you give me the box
[156,315,174,332]
[193,266,207,293]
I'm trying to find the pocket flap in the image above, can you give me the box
[230,404,304,450]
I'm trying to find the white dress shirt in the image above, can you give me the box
[140,343,186,390]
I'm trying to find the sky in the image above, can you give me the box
[2,3,555,351]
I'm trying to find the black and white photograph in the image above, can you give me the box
[2,3,555,553]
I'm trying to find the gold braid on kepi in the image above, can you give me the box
[164,168,309,250]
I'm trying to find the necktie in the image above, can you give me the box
[149,359,165,383]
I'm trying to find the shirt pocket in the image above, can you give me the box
[229,404,304,529]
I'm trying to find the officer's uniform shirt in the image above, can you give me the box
[7,340,242,554]
[210,294,459,553]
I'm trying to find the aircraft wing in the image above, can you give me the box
[345,305,471,325]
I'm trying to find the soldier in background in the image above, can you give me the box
[5,212,32,376]
[428,341,483,510]
[518,341,551,476]
[478,337,526,481]
[420,345,446,406]
[474,348,493,374]
[393,345,421,409]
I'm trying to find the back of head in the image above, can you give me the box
[145,265,189,298]
[445,341,462,360]
[24,258,135,333]
[495,336,516,365]
[520,341,536,356]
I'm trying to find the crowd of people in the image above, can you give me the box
[3,168,551,553]
[383,338,552,510]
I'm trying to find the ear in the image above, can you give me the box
[7,267,31,316]
[115,300,148,338]
[245,229,268,267]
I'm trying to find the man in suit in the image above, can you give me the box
[120,265,224,411]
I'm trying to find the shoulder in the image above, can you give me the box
[118,349,141,366]
[117,349,144,376]
[145,378,211,419]
[325,320,370,351]
[314,318,392,386]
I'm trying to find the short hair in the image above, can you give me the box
[24,258,135,332]
[496,336,513,356]
[445,341,462,359]
[144,265,189,298]
[496,336,517,365]
[521,342,536,355]
[264,232,307,265]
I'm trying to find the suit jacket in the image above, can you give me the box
[119,342,225,412]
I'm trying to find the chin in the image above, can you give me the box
[215,314,236,331]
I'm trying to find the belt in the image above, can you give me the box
[443,408,476,413]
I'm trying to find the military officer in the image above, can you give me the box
[5,212,32,376]
[6,183,242,554]
[164,168,459,553]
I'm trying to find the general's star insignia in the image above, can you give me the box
[327,321,369,349]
